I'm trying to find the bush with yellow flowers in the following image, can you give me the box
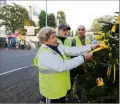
[73,12,119,103]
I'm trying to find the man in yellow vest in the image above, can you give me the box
[33,26,99,103]
[57,24,72,46]
[57,24,74,101]
[70,25,91,102]
[71,25,91,73]
[72,25,90,46]
[66,25,91,100]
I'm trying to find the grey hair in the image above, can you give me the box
[37,26,56,43]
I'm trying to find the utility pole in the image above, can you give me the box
[45,0,47,26]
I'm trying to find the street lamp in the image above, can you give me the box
[45,0,47,26]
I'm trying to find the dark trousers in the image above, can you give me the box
[41,95,66,103]
[21,45,24,49]
[67,65,86,94]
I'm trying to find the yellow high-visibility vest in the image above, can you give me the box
[74,36,90,46]
[57,38,72,47]
[33,45,71,99]
[57,38,71,90]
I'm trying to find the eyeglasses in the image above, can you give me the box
[78,29,85,31]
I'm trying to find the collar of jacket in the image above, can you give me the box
[41,44,64,59]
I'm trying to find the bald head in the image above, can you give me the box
[77,25,86,38]
[77,25,86,30]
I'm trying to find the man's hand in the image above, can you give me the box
[83,52,93,61]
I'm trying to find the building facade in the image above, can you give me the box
[0,0,6,5]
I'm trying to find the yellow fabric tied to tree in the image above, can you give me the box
[90,47,103,54]
[106,64,116,83]
[95,35,103,40]
[98,31,105,37]
[96,77,105,86]
[95,32,105,40]
[99,43,109,49]
[111,25,116,33]
[107,65,112,78]
[107,53,117,83]
[113,64,116,83]
[90,43,109,54]
[115,15,120,24]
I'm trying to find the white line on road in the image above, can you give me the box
[16,53,36,56]
[0,65,34,76]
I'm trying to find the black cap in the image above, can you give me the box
[58,24,71,30]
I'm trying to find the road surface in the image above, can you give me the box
[0,49,41,103]
[0,49,77,103]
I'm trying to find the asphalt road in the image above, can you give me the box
[0,49,42,103]
[0,49,38,74]
[0,49,78,103]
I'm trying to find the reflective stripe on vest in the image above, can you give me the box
[38,66,58,74]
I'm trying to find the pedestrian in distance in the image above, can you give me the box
[20,39,25,50]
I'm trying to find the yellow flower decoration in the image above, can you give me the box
[96,77,105,86]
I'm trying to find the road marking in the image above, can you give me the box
[0,65,33,76]
[16,53,36,56]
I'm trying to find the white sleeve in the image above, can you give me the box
[38,51,85,72]
[63,45,92,56]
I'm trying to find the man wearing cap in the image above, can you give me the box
[57,24,72,47]
[57,24,74,101]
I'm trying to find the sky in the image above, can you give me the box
[7,0,119,31]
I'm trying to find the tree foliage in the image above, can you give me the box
[0,3,29,33]
[48,13,56,28]
[57,11,67,25]
[38,10,67,28]
[74,13,119,103]
[91,15,115,32]
[38,10,46,28]
[24,19,36,27]
[19,28,27,36]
